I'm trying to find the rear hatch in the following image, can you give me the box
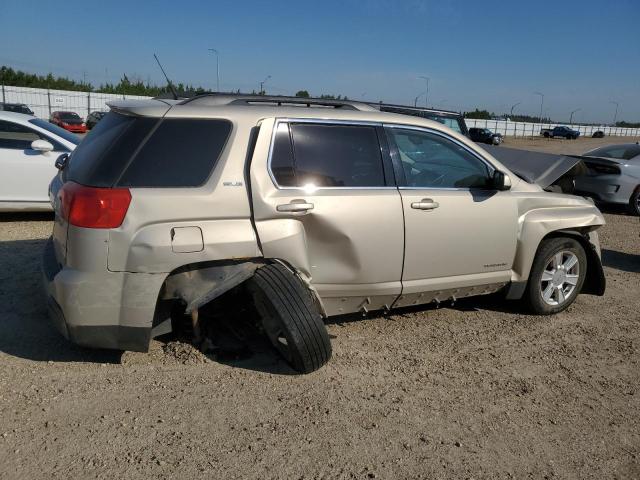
[49,106,169,265]
[50,101,233,267]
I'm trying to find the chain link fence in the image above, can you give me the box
[2,84,639,137]
[1,85,151,120]
[465,118,640,138]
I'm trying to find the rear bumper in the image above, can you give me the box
[42,237,165,352]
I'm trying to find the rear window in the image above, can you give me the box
[66,113,232,188]
[586,145,640,161]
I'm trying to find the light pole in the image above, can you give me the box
[510,102,521,118]
[208,48,219,92]
[414,92,426,107]
[418,76,430,108]
[534,92,544,122]
[569,108,581,125]
[610,100,619,125]
[260,75,271,95]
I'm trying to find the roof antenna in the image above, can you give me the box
[153,53,178,100]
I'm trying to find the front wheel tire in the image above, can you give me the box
[628,187,640,216]
[524,237,587,315]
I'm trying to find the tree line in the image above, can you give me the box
[0,66,350,100]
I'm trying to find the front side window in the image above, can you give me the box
[0,120,44,150]
[270,122,386,188]
[29,118,80,146]
[388,128,491,189]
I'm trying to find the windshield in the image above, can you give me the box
[60,112,81,120]
[425,115,463,134]
[29,118,81,145]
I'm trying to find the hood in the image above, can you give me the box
[483,145,583,189]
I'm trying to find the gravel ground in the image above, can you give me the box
[0,140,639,479]
[503,135,640,155]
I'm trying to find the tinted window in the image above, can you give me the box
[586,145,640,161]
[428,116,463,134]
[388,128,491,188]
[60,112,81,120]
[282,123,385,187]
[0,120,41,149]
[117,119,231,187]
[66,113,158,187]
[271,122,297,186]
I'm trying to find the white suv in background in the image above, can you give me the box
[0,111,79,211]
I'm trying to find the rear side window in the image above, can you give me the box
[66,113,232,188]
[271,122,386,188]
[586,145,640,161]
[117,119,231,187]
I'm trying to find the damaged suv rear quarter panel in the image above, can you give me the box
[107,110,262,274]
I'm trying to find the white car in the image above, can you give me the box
[0,111,79,211]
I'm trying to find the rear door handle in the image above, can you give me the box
[411,198,439,210]
[276,199,314,213]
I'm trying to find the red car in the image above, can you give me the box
[49,111,87,133]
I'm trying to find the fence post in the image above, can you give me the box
[87,91,91,117]
[1,83,4,104]
[47,89,52,117]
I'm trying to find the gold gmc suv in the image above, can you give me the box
[43,95,606,373]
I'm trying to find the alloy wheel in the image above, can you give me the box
[540,251,580,306]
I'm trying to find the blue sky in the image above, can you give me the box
[1,0,638,123]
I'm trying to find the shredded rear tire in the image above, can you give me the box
[248,264,331,373]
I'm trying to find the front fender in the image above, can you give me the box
[511,204,605,283]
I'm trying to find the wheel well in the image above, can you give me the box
[538,230,605,296]
[507,229,606,300]
[149,257,326,339]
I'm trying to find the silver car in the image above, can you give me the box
[575,143,640,215]
[42,95,606,374]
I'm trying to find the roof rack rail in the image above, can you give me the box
[180,93,376,111]
[370,102,462,116]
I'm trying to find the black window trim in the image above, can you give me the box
[383,124,498,191]
[267,118,398,190]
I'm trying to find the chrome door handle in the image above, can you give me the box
[411,198,439,210]
[276,200,314,213]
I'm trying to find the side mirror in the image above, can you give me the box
[31,139,54,153]
[55,153,69,170]
[491,170,512,191]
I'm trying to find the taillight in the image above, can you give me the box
[59,182,131,228]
